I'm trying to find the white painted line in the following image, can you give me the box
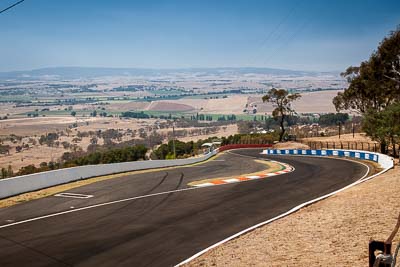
[223,178,240,183]
[246,175,261,179]
[0,187,196,229]
[54,193,93,199]
[193,183,215,187]
[175,154,376,267]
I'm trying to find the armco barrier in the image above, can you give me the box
[261,149,393,169]
[0,150,217,199]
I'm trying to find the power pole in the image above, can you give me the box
[172,124,176,159]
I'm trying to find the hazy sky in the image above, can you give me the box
[0,0,399,72]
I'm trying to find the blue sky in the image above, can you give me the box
[0,0,399,72]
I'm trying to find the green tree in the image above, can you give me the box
[70,111,76,117]
[7,165,13,177]
[333,28,400,114]
[318,113,349,126]
[362,102,400,155]
[262,88,301,141]
[1,168,6,179]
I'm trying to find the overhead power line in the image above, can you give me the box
[0,0,25,15]
[248,0,300,66]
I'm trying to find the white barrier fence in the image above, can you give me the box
[0,150,217,199]
[261,149,394,169]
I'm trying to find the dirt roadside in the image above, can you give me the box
[186,152,399,266]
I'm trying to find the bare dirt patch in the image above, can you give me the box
[147,101,194,112]
[186,166,399,267]
[107,101,150,111]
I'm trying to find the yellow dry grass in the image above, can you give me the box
[302,133,376,143]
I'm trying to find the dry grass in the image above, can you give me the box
[147,101,194,111]
[248,90,342,115]
[186,165,400,267]
[176,124,238,143]
[162,95,248,114]
[302,133,376,143]
[273,141,310,150]
[0,116,147,136]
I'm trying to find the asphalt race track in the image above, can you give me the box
[0,149,369,267]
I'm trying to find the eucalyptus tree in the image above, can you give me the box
[262,88,301,142]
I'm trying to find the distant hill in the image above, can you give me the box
[0,67,337,80]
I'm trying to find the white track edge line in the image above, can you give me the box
[174,154,381,266]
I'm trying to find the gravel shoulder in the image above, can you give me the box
[186,163,400,267]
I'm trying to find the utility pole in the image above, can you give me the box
[352,123,355,138]
[172,124,176,159]
[338,121,341,139]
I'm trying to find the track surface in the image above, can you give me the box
[0,149,368,267]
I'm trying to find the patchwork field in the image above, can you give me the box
[247,89,342,114]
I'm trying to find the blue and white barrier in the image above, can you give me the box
[261,149,393,169]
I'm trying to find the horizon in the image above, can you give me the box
[0,0,399,72]
[1,65,340,74]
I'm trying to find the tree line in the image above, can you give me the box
[1,145,148,178]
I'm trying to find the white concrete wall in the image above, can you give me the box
[0,151,217,199]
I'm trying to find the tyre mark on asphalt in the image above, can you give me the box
[93,172,170,220]
[136,173,185,218]
[144,172,170,195]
